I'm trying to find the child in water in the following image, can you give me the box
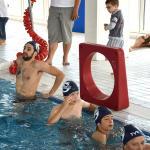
[92,106,113,144]
[121,124,150,150]
[47,80,97,124]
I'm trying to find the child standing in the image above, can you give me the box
[104,0,124,75]
[104,0,124,49]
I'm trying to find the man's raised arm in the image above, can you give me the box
[35,61,65,98]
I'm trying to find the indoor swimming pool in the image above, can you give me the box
[0,78,149,149]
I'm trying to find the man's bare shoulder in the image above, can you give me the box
[33,60,42,66]
[33,60,49,69]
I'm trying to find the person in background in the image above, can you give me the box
[47,80,97,124]
[104,0,124,75]
[0,0,9,45]
[129,35,150,52]
[46,0,81,66]
[121,124,150,150]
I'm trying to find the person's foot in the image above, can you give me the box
[63,60,70,65]
[45,58,52,66]
[0,39,3,43]
[129,46,133,52]
[111,72,114,75]
[63,56,70,65]
[0,41,6,45]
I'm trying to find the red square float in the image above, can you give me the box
[79,43,129,111]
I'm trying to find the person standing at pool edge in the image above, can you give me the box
[47,81,97,123]
[104,0,124,75]
[46,0,81,65]
[0,0,9,45]
[16,41,65,98]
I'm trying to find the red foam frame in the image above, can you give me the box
[79,43,129,111]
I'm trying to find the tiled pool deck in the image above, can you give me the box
[0,20,150,133]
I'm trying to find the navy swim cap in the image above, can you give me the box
[94,106,112,125]
[121,124,144,146]
[63,81,79,96]
[27,41,39,53]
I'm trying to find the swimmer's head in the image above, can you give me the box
[26,41,39,53]
[62,81,79,96]
[121,124,144,147]
[94,106,113,125]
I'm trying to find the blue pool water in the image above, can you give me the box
[0,78,149,149]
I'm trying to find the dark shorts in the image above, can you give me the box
[141,35,150,44]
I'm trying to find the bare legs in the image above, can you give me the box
[129,36,145,52]
[46,42,71,65]
[46,42,58,65]
[63,42,71,65]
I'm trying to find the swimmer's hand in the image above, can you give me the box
[42,92,53,99]
[62,95,72,109]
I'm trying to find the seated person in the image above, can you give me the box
[16,41,65,99]
[122,124,150,150]
[92,106,113,145]
[129,34,150,52]
[47,80,97,124]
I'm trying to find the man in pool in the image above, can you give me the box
[47,80,97,123]
[92,106,113,144]
[122,124,150,150]
[16,41,65,99]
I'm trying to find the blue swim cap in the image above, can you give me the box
[63,81,79,96]
[94,106,112,125]
[121,124,144,146]
[27,41,39,53]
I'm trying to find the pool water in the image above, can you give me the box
[0,78,149,149]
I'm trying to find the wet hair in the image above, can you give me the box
[105,0,119,7]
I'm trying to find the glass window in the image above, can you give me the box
[129,0,139,32]
[144,0,150,31]
[24,0,44,20]
[9,0,21,16]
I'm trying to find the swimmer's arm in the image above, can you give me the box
[35,61,65,98]
[47,106,66,124]
[47,96,72,124]
[81,100,97,111]
[47,106,64,124]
